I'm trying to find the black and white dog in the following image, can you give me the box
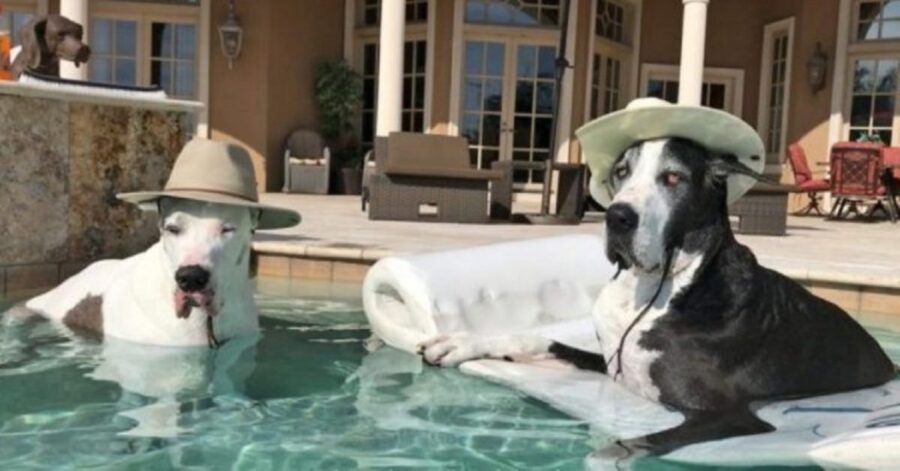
[418,137,895,455]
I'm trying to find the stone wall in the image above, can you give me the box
[0,86,197,299]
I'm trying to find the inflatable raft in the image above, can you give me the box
[362,235,900,469]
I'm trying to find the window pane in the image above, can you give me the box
[647,79,664,99]
[534,117,552,149]
[513,116,532,148]
[151,60,172,92]
[485,42,504,76]
[517,46,535,78]
[483,114,501,146]
[537,46,556,79]
[708,84,726,109]
[464,79,483,111]
[851,96,873,126]
[536,82,555,114]
[873,95,895,126]
[484,79,502,111]
[115,59,136,85]
[515,81,534,113]
[414,76,425,108]
[462,113,481,144]
[151,23,174,58]
[174,62,194,96]
[664,81,679,103]
[858,21,878,40]
[883,19,900,38]
[364,44,378,75]
[175,24,195,60]
[117,21,137,56]
[854,60,876,92]
[877,60,898,92]
[465,42,484,75]
[89,57,113,82]
[92,19,113,55]
[415,41,426,73]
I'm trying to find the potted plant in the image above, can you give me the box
[332,145,364,195]
[314,59,364,195]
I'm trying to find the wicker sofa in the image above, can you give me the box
[367,132,504,223]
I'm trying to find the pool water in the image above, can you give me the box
[1,283,898,470]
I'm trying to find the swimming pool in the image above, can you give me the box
[0,280,898,469]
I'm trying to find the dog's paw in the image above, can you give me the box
[416,334,489,367]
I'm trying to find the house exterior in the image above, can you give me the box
[1,0,891,208]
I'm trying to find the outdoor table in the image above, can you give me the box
[730,181,797,236]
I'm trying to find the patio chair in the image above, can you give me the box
[282,130,331,194]
[830,142,897,223]
[881,147,900,216]
[786,143,830,215]
[367,132,504,223]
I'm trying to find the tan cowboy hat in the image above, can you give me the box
[118,138,301,229]
[575,97,765,207]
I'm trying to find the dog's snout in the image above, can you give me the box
[606,204,639,235]
[175,265,210,292]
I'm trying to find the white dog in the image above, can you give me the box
[14,139,301,347]
[25,198,257,346]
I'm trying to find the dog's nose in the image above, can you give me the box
[606,204,639,235]
[175,265,210,292]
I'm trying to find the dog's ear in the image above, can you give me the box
[707,152,766,184]
[18,17,48,70]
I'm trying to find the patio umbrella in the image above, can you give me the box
[525,0,579,225]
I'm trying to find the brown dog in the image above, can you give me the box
[11,14,91,79]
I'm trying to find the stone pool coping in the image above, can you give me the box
[0,80,203,112]
[252,241,900,318]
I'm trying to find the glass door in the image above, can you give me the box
[461,40,506,171]
[460,39,557,185]
[511,43,556,184]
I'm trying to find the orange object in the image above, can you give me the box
[0,30,11,80]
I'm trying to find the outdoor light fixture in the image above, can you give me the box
[807,42,828,94]
[218,0,243,70]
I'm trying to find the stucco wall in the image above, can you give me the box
[429,0,456,135]
[208,0,345,193]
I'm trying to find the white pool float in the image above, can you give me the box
[361,235,900,468]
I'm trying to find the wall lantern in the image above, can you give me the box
[218,0,243,70]
[807,42,828,94]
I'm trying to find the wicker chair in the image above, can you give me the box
[830,142,896,222]
[282,130,331,194]
[786,143,830,215]
[367,132,504,223]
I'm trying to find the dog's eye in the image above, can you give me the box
[221,225,236,235]
[164,224,181,236]
[661,172,683,187]
[614,164,630,181]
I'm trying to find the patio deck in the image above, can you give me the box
[254,194,900,316]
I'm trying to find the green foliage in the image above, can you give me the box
[333,145,364,169]
[314,60,362,141]
[856,132,884,144]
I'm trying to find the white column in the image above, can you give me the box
[59,0,89,80]
[677,0,709,106]
[376,0,405,137]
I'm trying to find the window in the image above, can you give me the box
[856,0,900,41]
[87,14,198,99]
[647,80,726,109]
[848,58,897,143]
[403,40,427,133]
[89,18,138,86]
[150,22,196,98]
[641,64,744,114]
[359,40,429,149]
[604,57,622,114]
[588,54,622,119]
[596,0,625,44]
[757,19,793,163]
[360,0,429,26]
[0,9,35,47]
[465,0,561,28]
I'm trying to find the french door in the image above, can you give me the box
[461,38,558,185]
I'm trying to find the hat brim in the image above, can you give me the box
[575,104,765,207]
[117,190,301,230]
